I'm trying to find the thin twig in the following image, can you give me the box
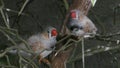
[67,44,120,63]
[4,8,28,16]
[0,65,17,68]
[0,28,17,46]
[96,32,120,38]
[81,38,85,68]
[95,35,120,44]
[23,56,38,68]
[5,55,11,66]
[0,0,10,28]
[0,9,10,29]
[56,35,71,45]
[0,26,32,50]
[18,0,29,16]
[55,37,82,56]
[18,50,22,68]
[0,46,34,58]
[68,44,77,61]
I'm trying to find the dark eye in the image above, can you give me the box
[70,25,83,31]
[47,30,50,33]
[70,26,74,31]
[79,26,83,29]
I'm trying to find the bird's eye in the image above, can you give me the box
[70,25,79,31]
[47,30,50,33]
[79,26,83,29]
[70,27,74,31]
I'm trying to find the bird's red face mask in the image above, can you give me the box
[70,10,79,19]
[51,29,57,37]
[70,11,77,19]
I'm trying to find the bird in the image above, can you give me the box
[66,9,97,38]
[9,26,58,65]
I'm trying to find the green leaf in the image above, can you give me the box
[91,0,97,7]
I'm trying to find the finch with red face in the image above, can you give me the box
[67,9,97,38]
[9,26,58,65]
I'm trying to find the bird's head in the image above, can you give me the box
[44,26,58,39]
[67,9,97,38]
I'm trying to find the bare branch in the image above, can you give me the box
[68,44,120,63]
